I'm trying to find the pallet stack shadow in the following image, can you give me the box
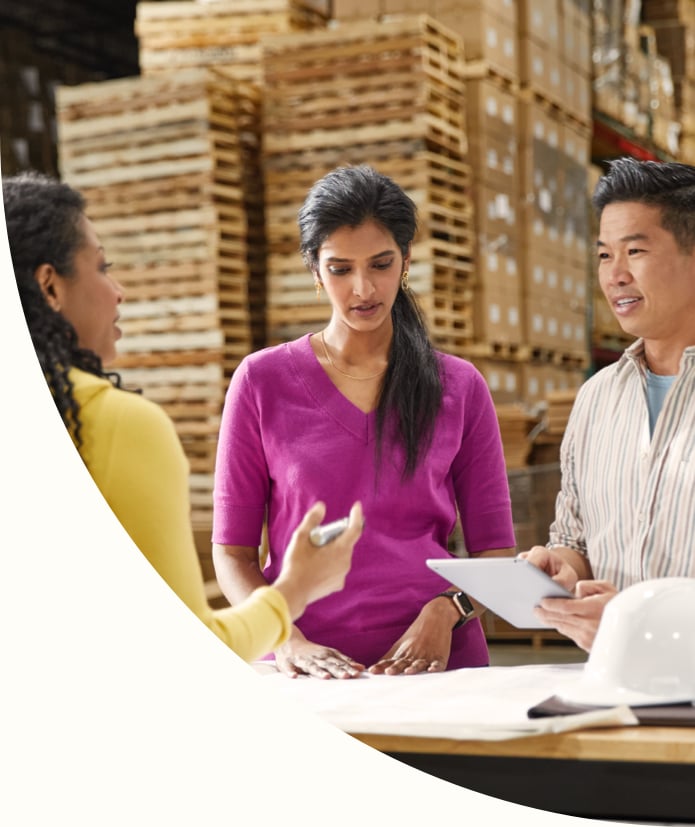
[55,68,265,529]
[261,15,476,352]
[0,5,139,177]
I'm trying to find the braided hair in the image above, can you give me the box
[3,171,124,448]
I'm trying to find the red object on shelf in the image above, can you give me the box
[592,117,664,162]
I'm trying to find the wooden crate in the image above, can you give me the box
[56,67,265,523]
[261,15,476,353]
[135,0,328,80]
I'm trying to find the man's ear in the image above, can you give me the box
[34,263,62,312]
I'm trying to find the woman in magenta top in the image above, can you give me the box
[213,165,516,678]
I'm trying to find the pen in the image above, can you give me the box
[309,517,350,547]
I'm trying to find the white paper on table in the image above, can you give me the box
[258,663,638,740]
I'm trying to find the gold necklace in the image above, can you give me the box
[320,331,386,381]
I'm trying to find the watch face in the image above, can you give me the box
[454,591,475,617]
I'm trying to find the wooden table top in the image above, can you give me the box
[350,725,695,764]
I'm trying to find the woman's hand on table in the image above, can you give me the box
[275,634,365,680]
[368,602,453,675]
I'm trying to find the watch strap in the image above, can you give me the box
[437,590,475,629]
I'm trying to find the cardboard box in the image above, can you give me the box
[523,249,563,302]
[520,362,555,408]
[519,35,563,104]
[465,77,518,135]
[475,185,518,254]
[518,98,562,153]
[523,291,586,352]
[474,285,523,345]
[518,0,560,49]
[472,358,522,404]
[435,0,517,23]
[560,257,589,306]
[519,193,562,260]
[467,129,519,192]
[437,5,517,80]
[559,128,591,261]
[524,296,560,350]
[562,62,592,123]
[561,0,592,73]
[466,78,519,190]
[523,248,588,311]
[518,100,563,257]
[477,245,521,292]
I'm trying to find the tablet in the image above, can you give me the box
[426,556,574,629]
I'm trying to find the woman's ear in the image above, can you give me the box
[34,263,62,312]
[403,242,412,272]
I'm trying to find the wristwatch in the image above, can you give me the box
[438,590,475,629]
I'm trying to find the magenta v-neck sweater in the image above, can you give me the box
[213,334,515,668]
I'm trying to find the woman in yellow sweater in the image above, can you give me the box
[3,170,362,663]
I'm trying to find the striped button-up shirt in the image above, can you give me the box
[550,338,695,589]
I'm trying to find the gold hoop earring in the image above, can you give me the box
[401,270,409,291]
[315,280,322,301]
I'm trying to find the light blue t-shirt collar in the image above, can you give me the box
[645,368,676,437]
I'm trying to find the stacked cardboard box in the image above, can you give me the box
[593,0,681,157]
[519,113,590,350]
[642,0,695,161]
[435,0,519,84]
[431,2,523,360]
[328,0,593,410]
[592,0,625,123]
[261,15,476,353]
[467,93,522,349]
[55,68,265,526]
[514,0,591,404]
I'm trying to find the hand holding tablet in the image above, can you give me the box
[426,556,574,629]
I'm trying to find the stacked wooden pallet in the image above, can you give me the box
[495,403,537,470]
[55,67,265,526]
[544,388,577,435]
[134,0,329,81]
[261,15,475,352]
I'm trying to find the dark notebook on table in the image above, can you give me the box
[528,695,695,726]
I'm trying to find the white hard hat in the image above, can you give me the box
[558,578,695,707]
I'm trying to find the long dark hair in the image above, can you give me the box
[2,170,124,447]
[298,165,442,477]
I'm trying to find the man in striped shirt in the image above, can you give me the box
[525,157,695,652]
